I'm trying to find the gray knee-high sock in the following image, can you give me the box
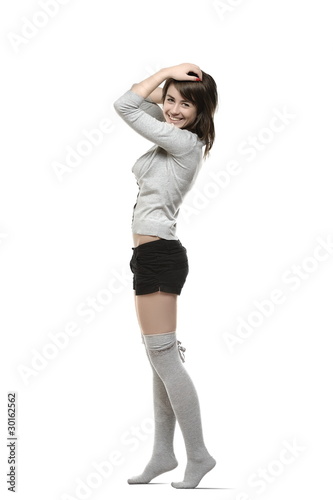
[127,334,178,484]
[143,332,216,489]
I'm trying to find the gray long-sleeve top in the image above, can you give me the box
[113,89,205,240]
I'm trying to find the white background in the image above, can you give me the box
[1,0,332,499]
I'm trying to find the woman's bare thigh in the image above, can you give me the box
[134,291,178,335]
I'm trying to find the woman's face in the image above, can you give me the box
[163,84,197,129]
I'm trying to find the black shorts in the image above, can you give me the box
[129,238,189,295]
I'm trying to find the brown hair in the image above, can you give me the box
[162,70,218,159]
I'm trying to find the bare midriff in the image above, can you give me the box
[132,233,162,248]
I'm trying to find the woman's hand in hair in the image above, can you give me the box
[130,64,201,101]
[167,63,202,82]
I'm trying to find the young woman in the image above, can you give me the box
[114,63,218,489]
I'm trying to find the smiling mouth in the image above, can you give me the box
[168,115,183,122]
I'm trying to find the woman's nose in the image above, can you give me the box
[171,103,180,115]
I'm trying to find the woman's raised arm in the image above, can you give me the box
[147,87,163,104]
[131,63,202,99]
